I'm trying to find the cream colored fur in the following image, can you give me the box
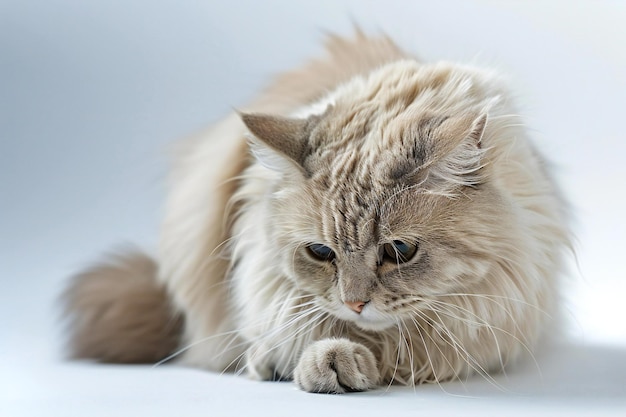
[63,32,569,393]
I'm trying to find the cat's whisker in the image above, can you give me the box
[433,303,509,382]
[439,302,537,381]
[399,320,419,392]
[407,315,485,398]
[417,289,546,353]
[406,312,465,387]
[155,294,320,369]
[407,316,448,392]
[420,306,509,393]
[236,309,329,379]
[382,291,538,390]
[439,292,552,318]
[152,328,241,368]
[209,232,246,259]
[219,304,326,377]
[282,313,334,378]
[428,299,542,380]
[433,294,537,356]
[421,294,516,393]
[385,321,404,391]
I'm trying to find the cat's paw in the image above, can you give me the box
[294,338,380,394]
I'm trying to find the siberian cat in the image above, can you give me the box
[63,32,569,393]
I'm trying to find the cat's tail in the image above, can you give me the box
[61,249,183,363]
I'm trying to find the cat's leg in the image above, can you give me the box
[294,338,380,393]
[244,342,275,381]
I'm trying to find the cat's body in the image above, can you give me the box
[64,32,569,393]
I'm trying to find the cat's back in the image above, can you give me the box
[253,30,408,113]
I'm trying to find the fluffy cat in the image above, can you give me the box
[63,31,569,393]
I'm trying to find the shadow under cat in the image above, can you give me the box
[384,341,626,402]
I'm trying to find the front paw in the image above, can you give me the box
[294,338,380,393]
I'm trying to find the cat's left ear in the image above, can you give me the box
[423,112,489,187]
[431,112,487,158]
[241,113,314,174]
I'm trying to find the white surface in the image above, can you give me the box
[1,1,625,416]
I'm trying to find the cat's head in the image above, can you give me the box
[242,61,516,331]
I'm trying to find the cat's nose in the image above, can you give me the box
[345,300,367,314]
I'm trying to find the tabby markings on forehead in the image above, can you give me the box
[318,176,382,254]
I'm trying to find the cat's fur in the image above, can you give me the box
[63,32,569,393]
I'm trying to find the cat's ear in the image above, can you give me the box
[241,113,312,173]
[431,112,487,158]
[426,112,489,187]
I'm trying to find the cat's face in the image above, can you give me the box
[243,62,513,332]
[272,149,506,332]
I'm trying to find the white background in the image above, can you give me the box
[1,1,625,416]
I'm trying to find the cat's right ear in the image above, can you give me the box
[240,112,313,174]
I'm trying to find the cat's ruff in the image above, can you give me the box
[63,32,569,393]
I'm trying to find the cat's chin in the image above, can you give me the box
[352,318,396,332]
[331,305,396,331]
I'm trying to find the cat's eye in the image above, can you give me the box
[383,240,418,263]
[306,244,336,262]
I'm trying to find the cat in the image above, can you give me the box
[63,31,570,393]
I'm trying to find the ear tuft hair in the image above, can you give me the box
[413,112,487,195]
[425,112,489,192]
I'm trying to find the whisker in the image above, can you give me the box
[420,306,509,393]
[407,315,484,399]
[154,293,318,367]
[402,320,419,392]
[427,299,542,380]
[385,321,404,391]
[224,304,327,378]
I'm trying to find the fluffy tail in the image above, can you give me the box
[62,250,183,363]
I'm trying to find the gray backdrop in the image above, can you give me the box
[2,1,625,415]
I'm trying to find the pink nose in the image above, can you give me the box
[345,301,366,314]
